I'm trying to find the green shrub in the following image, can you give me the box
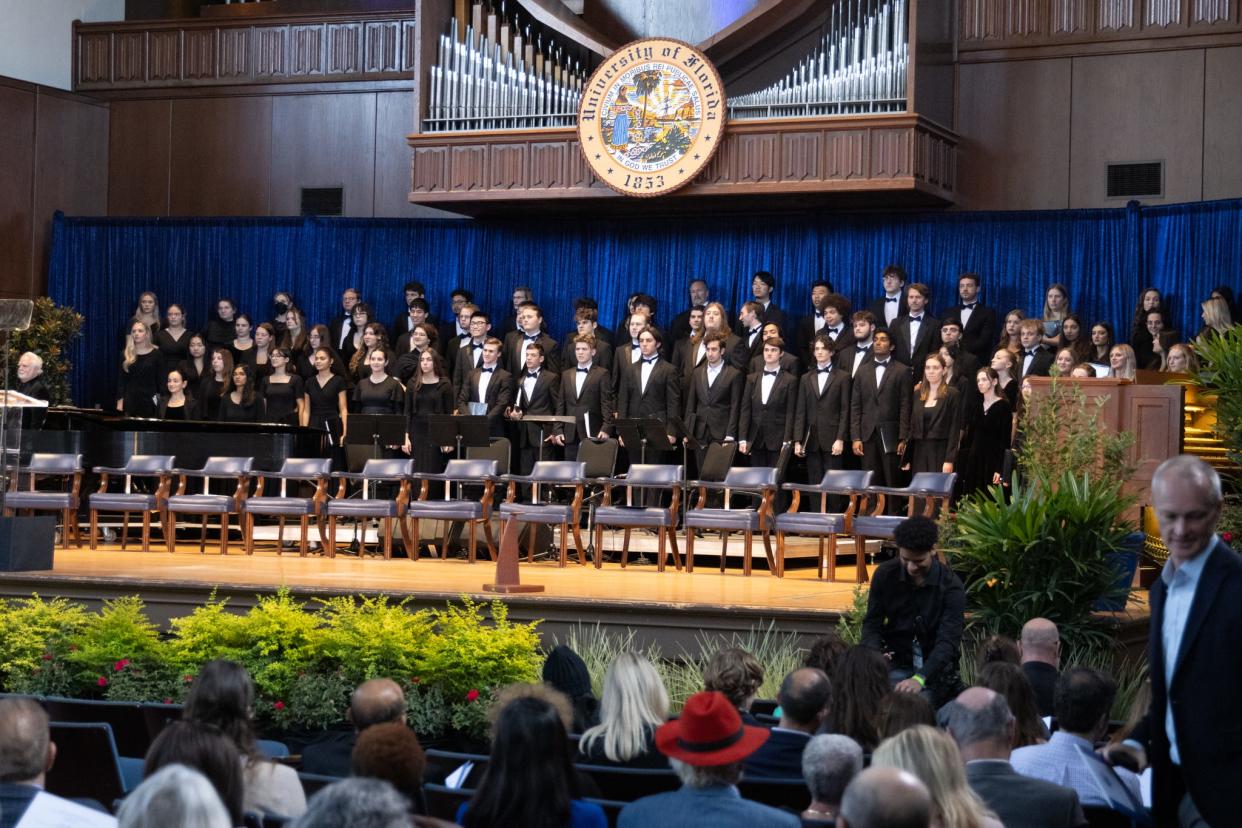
[4,297,84,405]
[314,596,434,687]
[64,597,166,694]
[419,598,542,700]
[0,595,90,693]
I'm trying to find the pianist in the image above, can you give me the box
[16,352,50,402]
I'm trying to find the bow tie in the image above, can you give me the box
[910,315,922,322]
[523,334,537,342]
[459,333,470,340]
[886,297,899,303]
[829,327,841,335]
[857,346,870,353]
[576,367,590,373]
[962,303,977,309]
[631,342,641,349]
[642,357,658,365]
[480,366,495,373]
[817,367,832,374]
[763,370,778,377]
[874,360,889,367]
[525,371,540,379]
[1025,350,1036,357]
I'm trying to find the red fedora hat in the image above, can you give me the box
[655,691,770,766]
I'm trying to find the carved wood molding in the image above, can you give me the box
[73,11,417,91]
[406,115,956,207]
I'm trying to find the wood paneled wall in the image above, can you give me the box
[0,77,108,299]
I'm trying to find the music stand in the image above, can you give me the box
[519,414,575,464]
[614,418,674,464]
[345,414,407,460]
[427,414,490,459]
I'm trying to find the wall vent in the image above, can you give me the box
[301,187,344,216]
[1106,162,1163,199]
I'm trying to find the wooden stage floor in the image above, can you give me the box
[0,532,871,649]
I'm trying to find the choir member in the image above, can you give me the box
[748,270,789,335]
[1017,320,1053,378]
[154,304,191,377]
[1129,288,1165,346]
[938,318,979,381]
[793,335,851,486]
[1197,296,1234,344]
[218,363,262,422]
[353,349,404,417]
[117,319,163,418]
[617,327,680,462]
[456,337,513,439]
[905,354,963,475]
[1163,343,1199,374]
[850,330,911,490]
[1069,364,1095,378]
[1040,283,1071,346]
[793,280,833,364]
[341,303,373,367]
[613,311,650,385]
[1108,345,1137,380]
[683,331,744,472]
[298,325,347,381]
[667,278,711,344]
[614,293,659,348]
[442,302,477,370]
[251,322,276,381]
[157,368,193,421]
[837,311,877,378]
[866,264,909,330]
[304,347,349,445]
[507,342,561,474]
[734,302,766,369]
[129,291,161,336]
[816,293,855,360]
[1088,321,1115,365]
[195,348,232,421]
[945,272,998,364]
[229,314,255,366]
[453,312,492,393]
[672,305,706,385]
[960,367,1012,496]
[15,352,50,401]
[888,283,940,383]
[563,307,613,373]
[503,303,558,376]
[394,323,437,382]
[1052,348,1077,377]
[328,287,361,354]
[552,334,615,461]
[747,322,800,377]
[204,297,238,350]
[495,286,533,339]
[281,307,309,358]
[999,309,1025,355]
[349,322,390,382]
[269,291,293,337]
[1057,313,1092,364]
[260,348,304,426]
[403,350,456,474]
[390,288,429,340]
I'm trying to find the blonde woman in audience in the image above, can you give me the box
[1198,295,1234,344]
[872,725,1003,828]
[1163,342,1200,374]
[578,652,670,768]
[1108,344,1137,380]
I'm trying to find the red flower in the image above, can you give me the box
[1223,531,1234,543]
[97,676,108,687]
[411,676,421,684]
[466,689,480,702]
[273,701,286,711]
[162,698,173,705]
[114,659,131,671]
[41,652,53,661]
[184,674,195,683]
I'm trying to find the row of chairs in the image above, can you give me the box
[5,451,956,579]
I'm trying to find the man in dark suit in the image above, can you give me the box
[328,287,361,354]
[887,283,940,382]
[456,337,513,438]
[938,317,980,382]
[392,298,431,354]
[494,285,532,339]
[1114,455,1242,827]
[944,272,998,364]
[837,310,878,379]
[793,280,834,364]
[672,305,706,388]
[302,678,408,777]
[617,326,681,463]
[794,335,851,486]
[732,301,766,370]
[850,330,911,490]
[612,311,651,392]
[808,293,855,367]
[866,264,909,331]
[744,668,832,778]
[747,322,801,377]
[1017,319,1053,378]
[1019,618,1061,719]
[15,352,50,401]
[739,338,798,472]
[552,334,614,460]
[683,332,743,473]
[667,278,711,344]
[946,687,1086,828]
[503,302,558,377]
[506,341,562,474]
[437,294,473,356]
[441,302,477,371]
[749,270,790,336]
[452,310,491,394]
[560,307,613,374]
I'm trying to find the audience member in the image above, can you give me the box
[801,733,864,823]
[944,687,1085,828]
[1010,668,1142,813]
[117,764,231,828]
[15,351,50,401]
[703,647,766,726]
[1018,618,1060,718]
[975,662,1048,747]
[0,696,78,827]
[577,651,670,768]
[351,721,427,814]
[617,690,799,828]
[744,667,832,778]
[837,766,933,828]
[876,691,936,740]
[293,777,411,828]
[803,630,849,676]
[143,720,245,826]
[302,677,407,777]
[543,644,602,734]
[830,646,890,752]
[871,725,1003,828]
[184,659,307,819]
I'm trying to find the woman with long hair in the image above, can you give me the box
[872,726,1002,828]
[130,291,161,335]
[303,346,349,445]
[118,319,163,417]
[204,298,237,350]
[251,322,276,381]
[394,322,437,382]
[195,349,233,421]
[157,368,194,421]
[960,367,1012,496]
[349,322,390,382]
[177,333,209,389]
[975,662,1048,748]
[353,349,404,416]
[906,354,962,474]
[154,303,191,377]
[1040,283,1071,347]
[229,314,255,366]
[1130,287,1165,345]
[578,652,670,768]
[998,310,1025,355]
[1089,322,1115,364]
[989,349,1018,408]
[341,303,372,366]
[183,660,306,819]
[403,350,456,474]
[1052,347,1077,377]
[1057,313,1091,364]
[1108,344,1137,380]
[280,307,308,358]
[218,363,262,422]
[1163,342,1200,374]
[1198,295,1235,344]
[259,347,304,426]
[459,693,607,828]
[829,647,890,752]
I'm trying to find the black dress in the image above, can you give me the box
[177,358,208,389]
[405,378,456,474]
[154,328,192,377]
[218,394,262,423]
[117,350,163,418]
[261,375,304,426]
[306,375,348,442]
[1000,377,1019,409]
[159,398,191,421]
[353,376,405,415]
[195,377,226,421]
[961,397,1013,495]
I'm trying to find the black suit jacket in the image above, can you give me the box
[760,302,790,336]
[1019,347,1054,378]
[511,369,561,447]
[908,385,964,463]
[1146,539,1242,827]
[684,363,743,443]
[965,761,1086,828]
[794,367,851,451]
[739,370,797,451]
[850,359,912,448]
[946,303,998,363]
[618,358,681,442]
[555,364,615,442]
[836,343,875,378]
[731,328,765,371]
[503,331,560,376]
[1022,661,1059,719]
[561,338,612,380]
[888,314,941,381]
[452,340,487,393]
[867,291,909,330]
[747,351,801,378]
[327,313,353,353]
[742,728,812,779]
[300,728,357,778]
[456,365,514,438]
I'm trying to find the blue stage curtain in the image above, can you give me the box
[47,199,1242,407]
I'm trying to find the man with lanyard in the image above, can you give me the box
[860,515,965,707]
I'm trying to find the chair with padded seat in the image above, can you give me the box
[852,471,958,581]
[242,458,333,556]
[406,458,500,562]
[45,721,129,802]
[592,463,683,571]
[3,452,84,547]
[774,469,873,580]
[165,456,255,555]
[684,465,779,576]
[88,454,176,552]
[497,461,588,567]
[324,458,414,558]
